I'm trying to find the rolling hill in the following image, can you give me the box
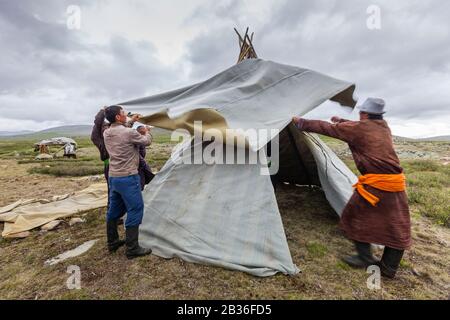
[1,125,448,142]
[393,135,450,142]
[417,135,450,142]
[0,125,171,140]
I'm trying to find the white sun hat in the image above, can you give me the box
[357,97,386,114]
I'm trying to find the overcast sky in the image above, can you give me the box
[0,0,449,137]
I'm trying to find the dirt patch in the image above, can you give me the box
[0,159,93,207]
[0,184,449,299]
[0,138,449,299]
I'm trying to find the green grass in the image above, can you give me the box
[306,241,328,258]
[2,134,449,227]
[153,134,178,144]
[403,160,450,227]
[399,259,412,269]
[18,159,95,165]
[1,136,450,299]
[317,134,343,145]
[336,260,352,271]
[342,157,450,227]
[402,159,442,172]
[5,135,172,177]
[0,137,95,159]
[28,164,104,177]
[5,136,106,177]
[0,140,36,158]
[3,135,174,177]
[145,154,171,168]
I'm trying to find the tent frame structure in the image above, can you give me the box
[234,27,258,63]
[117,29,357,277]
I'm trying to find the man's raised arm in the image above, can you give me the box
[129,128,152,147]
[292,117,358,144]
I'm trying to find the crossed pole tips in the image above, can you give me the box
[234,27,258,63]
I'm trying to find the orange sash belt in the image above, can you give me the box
[353,173,406,206]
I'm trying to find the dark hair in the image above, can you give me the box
[105,105,123,123]
[368,113,384,120]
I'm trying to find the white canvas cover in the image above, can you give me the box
[0,183,107,238]
[302,133,357,214]
[119,59,357,276]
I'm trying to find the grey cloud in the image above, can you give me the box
[0,0,449,136]
[0,0,185,124]
[183,0,450,123]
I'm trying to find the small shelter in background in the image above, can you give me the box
[34,137,77,159]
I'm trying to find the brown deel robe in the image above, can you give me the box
[299,119,412,250]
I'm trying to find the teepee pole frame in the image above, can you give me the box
[234,27,258,63]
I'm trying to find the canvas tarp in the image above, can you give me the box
[301,132,357,214]
[118,59,357,276]
[138,133,356,276]
[139,138,300,276]
[0,183,107,238]
[120,59,356,151]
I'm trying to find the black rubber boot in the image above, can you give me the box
[379,247,404,279]
[342,241,378,269]
[106,219,125,253]
[125,226,152,259]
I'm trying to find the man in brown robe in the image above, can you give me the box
[293,98,411,278]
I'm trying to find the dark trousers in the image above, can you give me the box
[379,246,404,276]
[104,163,110,209]
[107,174,144,228]
[355,241,404,271]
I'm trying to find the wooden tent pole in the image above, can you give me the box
[235,27,258,63]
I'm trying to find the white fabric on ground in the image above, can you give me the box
[0,183,107,238]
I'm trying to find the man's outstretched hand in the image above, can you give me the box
[292,116,305,129]
[130,114,142,122]
[330,116,342,123]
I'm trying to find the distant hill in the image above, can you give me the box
[0,124,171,140]
[2,125,447,142]
[393,135,415,142]
[417,135,450,142]
[0,125,93,140]
[394,135,450,142]
[37,125,92,136]
[0,130,34,137]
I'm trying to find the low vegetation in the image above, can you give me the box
[28,163,105,177]
[336,154,450,229]
[0,133,448,299]
[402,160,450,227]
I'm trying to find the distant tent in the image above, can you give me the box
[34,137,77,159]
[117,31,358,276]
[34,137,77,150]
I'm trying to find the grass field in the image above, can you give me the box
[337,157,450,227]
[0,134,449,299]
[0,134,177,177]
[318,135,450,228]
